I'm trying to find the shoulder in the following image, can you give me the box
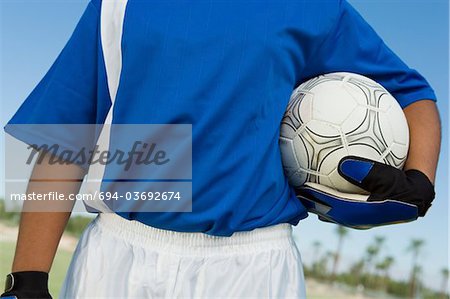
[89,0,102,13]
[285,0,344,39]
[306,0,343,30]
[295,0,342,19]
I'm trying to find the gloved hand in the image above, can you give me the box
[1,271,52,299]
[338,156,435,216]
[296,156,435,229]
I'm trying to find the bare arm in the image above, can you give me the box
[12,152,85,272]
[403,100,441,184]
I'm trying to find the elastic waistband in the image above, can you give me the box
[95,213,295,255]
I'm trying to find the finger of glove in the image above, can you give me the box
[338,156,405,196]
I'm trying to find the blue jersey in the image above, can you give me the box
[6,0,436,236]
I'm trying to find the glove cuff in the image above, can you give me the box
[405,169,435,216]
[405,169,435,195]
[2,271,50,298]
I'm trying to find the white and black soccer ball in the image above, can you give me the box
[280,72,409,194]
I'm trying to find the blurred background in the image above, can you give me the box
[1,0,448,298]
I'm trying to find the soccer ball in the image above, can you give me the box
[279,72,409,194]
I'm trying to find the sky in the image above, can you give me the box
[1,0,449,292]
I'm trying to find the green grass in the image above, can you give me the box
[0,241,74,297]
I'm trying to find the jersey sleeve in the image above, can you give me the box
[7,0,109,125]
[4,0,110,164]
[300,0,436,108]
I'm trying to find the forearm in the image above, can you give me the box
[12,212,72,272]
[403,100,441,183]
[11,152,84,272]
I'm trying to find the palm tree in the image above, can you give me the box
[350,259,365,285]
[365,244,379,276]
[371,236,386,276]
[331,225,349,279]
[440,268,449,299]
[363,243,381,288]
[374,236,385,259]
[382,256,394,280]
[412,265,423,299]
[374,236,386,251]
[310,240,322,276]
[312,240,322,266]
[375,256,394,290]
[406,239,425,298]
[318,251,333,278]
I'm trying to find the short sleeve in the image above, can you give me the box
[301,0,437,108]
[4,1,110,166]
[6,0,109,126]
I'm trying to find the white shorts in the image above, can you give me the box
[59,213,306,298]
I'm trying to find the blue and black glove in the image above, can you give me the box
[1,271,52,299]
[297,156,435,229]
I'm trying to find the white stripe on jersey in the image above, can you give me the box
[83,0,128,213]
